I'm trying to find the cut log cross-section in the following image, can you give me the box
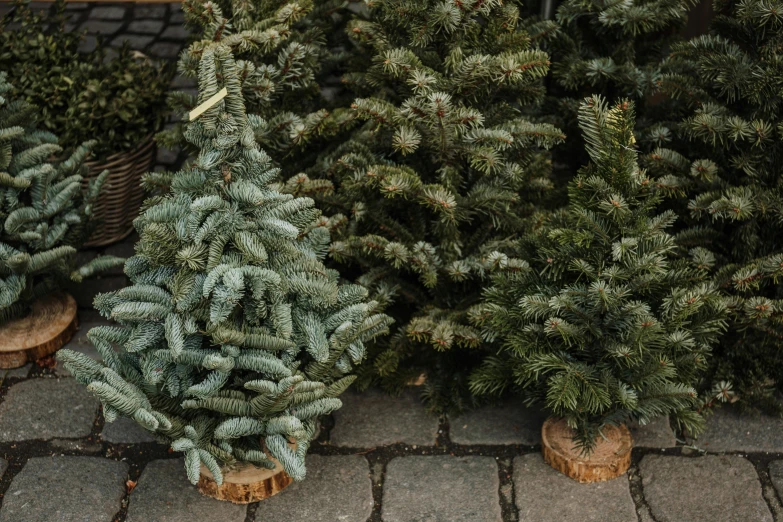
[197,460,293,504]
[541,417,632,483]
[0,293,78,369]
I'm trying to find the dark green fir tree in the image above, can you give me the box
[539,0,696,170]
[644,0,783,412]
[0,72,123,322]
[470,96,727,449]
[59,44,392,484]
[286,0,565,411]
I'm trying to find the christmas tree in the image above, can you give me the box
[286,0,565,411]
[645,0,783,411]
[540,0,695,170]
[156,0,350,171]
[470,96,727,449]
[59,43,392,485]
[0,72,123,323]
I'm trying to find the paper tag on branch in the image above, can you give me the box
[189,87,228,121]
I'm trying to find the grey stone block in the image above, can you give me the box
[3,364,31,380]
[119,35,155,51]
[694,405,783,452]
[160,24,188,40]
[80,20,123,36]
[55,319,108,376]
[65,2,88,9]
[0,379,98,441]
[0,458,7,479]
[134,4,167,18]
[629,416,676,448]
[514,454,636,522]
[0,456,128,522]
[149,42,184,59]
[127,459,247,522]
[254,455,372,522]
[769,460,783,503]
[78,35,97,54]
[331,389,439,447]
[450,401,545,445]
[170,9,185,23]
[101,417,157,444]
[127,20,164,35]
[640,455,772,522]
[91,6,126,20]
[382,456,501,522]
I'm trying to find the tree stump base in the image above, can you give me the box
[0,293,78,369]
[197,460,293,504]
[541,417,632,483]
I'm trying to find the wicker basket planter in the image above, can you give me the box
[83,137,156,247]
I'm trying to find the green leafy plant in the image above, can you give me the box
[0,72,124,322]
[470,96,727,449]
[0,0,172,159]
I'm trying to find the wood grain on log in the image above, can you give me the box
[541,417,632,483]
[0,293,78,369]
[197,460,293,504]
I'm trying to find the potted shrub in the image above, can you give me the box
[470,96,727,482]
[0,0,172,246]
[0,73,124,368]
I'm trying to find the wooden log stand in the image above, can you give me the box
[541,417,632,483]
[197,455,293,504]
[0,293,78,369]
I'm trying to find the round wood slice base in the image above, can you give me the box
[541,417,632,483]
[197,461,293,504]
[0,293,78,369]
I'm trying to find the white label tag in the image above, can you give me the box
[189,87,228,121]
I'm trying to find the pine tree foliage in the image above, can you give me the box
[155,0,349,168]
[644,0,783,411]
[0,73,124,323]
[59,44,392,485]
[470,96,727,450]
[538,0,695,170]
[284,0,565,411]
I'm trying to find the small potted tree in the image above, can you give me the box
[470,96,727,482]
[0,73,124,368]
[0,0,172,246]
[59,43,392,502]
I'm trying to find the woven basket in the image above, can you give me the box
[83,137,156,247]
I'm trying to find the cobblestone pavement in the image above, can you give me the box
[3,3,783,522]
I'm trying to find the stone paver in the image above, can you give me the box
[769,460,783,503]
[91,6,125,19]
[127,19,164,35]
[450,401,545,445]
[640,455,772,522]
[2,364,31,380]
[382,456,501,522]
[514,454,636,522]
[0,379,98,441]
[0,456,127,522]
[629,416,677,448]
[55,319,107,375]
[254,455,372,522]
[331,389,440,447]
[695,405,783,452]
[101,416,157,444]
[126,459,247,522]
